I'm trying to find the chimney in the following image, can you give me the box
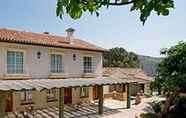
[66,28,75,44]
[43,31,50,34]
[66,28,75,38]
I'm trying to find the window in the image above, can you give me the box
[46,89,57,101]
[80,87,89,98]
[116,84,126,93]
[83,56,93,73]
[51,54,63,73]
[20,91,32,103]
[7,51,24,74]
[110,84,126,93]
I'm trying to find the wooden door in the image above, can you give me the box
[5,93,13,112]
[93,86,98,100]
[64,88,72,104]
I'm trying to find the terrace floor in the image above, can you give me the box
[5,96,164,118]
[6,102,122,118]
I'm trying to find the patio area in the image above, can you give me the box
[5,96,164,118]
[5,102,122,118]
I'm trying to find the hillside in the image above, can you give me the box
[138,55,162,77]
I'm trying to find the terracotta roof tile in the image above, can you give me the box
[103,67,152,82]
[0,28,106,52]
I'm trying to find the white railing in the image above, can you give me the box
[50,65,64,74]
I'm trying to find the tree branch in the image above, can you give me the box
[105,1,134,6]
[84,0,134,6]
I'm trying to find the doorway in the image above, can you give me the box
[93,86,99,100]
[64,88,72,104]
[5,92,13,112]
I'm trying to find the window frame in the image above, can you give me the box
[6,49,26,75]
[83,56,93,73]
[50,53,64,74]
[80,87,89,98]
[46,89,57,102]
[20,90,33,105]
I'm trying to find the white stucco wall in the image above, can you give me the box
[0,46,5,77]
[0,42,103,79]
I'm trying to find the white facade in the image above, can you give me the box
[0,42,103,79]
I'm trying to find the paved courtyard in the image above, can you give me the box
[102,96,165,118]
[6,96,164,118]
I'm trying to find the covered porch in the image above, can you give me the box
[0,78,137,118]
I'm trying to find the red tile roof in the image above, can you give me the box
[0,28,106,52]
[103,67,152,83]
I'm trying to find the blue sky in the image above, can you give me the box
[0,0,185,57]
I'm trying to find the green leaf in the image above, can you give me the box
[162,9,169,16]
[122,0,128,3]
[56,0,174,25]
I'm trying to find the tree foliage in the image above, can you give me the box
[155,42,186,93]
[103,47,139,68]
[56,0,174,24]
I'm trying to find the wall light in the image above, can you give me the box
[73,54,76,61]
[37,51,41,59]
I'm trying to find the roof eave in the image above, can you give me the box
[0,39,106,53]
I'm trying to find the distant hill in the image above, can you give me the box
[102,47,162,77]
[138,55,163,77]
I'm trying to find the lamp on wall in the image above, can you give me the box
[37,51,41,59]
[73,54,76,61]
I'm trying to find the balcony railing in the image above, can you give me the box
[82,66,97,77]
[50,65,64,73]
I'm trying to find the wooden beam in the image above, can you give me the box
[59,88,64,118]
[98,85,103,115]
[126,83,131,108]
[0,91,6,118]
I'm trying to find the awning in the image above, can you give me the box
[0,77,138,91]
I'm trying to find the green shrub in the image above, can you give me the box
[152,101,164,113]
[140,113,157,118]
[168,96,186,118]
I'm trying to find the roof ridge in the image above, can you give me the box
[0,28,66,39]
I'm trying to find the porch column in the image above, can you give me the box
[126,83,131,108]
[0,91,6,118]
[98,85,103,115]
[59,88,64,118]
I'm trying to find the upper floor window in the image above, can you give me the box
[83,56,93,73]
[51,54,63,73]
[7,51,24,74]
